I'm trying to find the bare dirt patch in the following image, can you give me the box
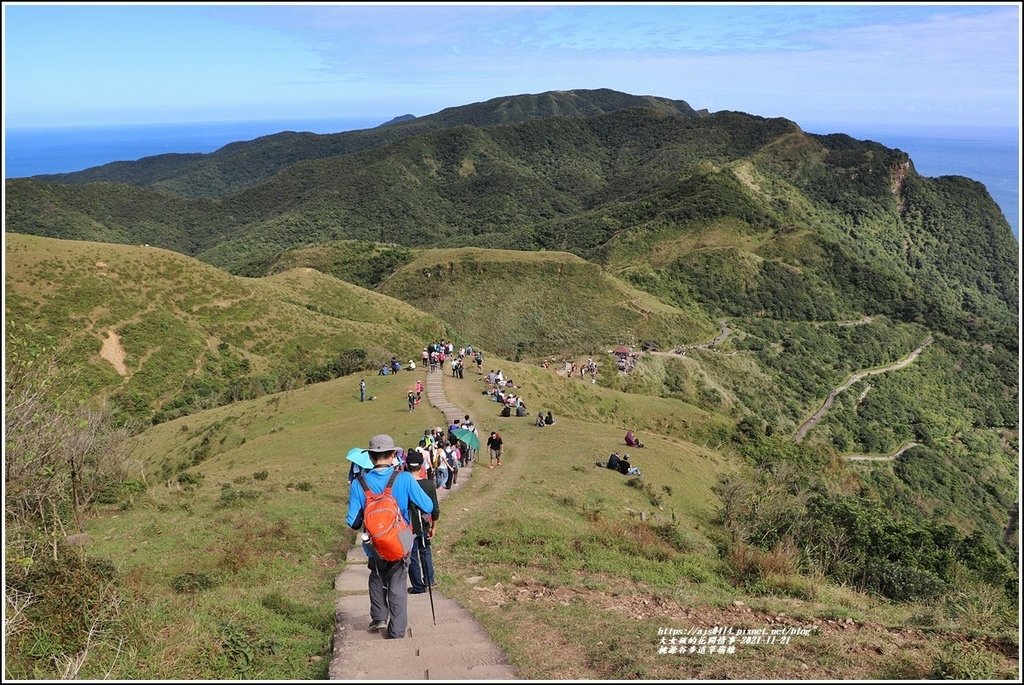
[100,329,129,377]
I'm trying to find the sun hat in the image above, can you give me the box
[365,434,397,453]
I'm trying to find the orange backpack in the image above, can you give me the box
[357,471,414,561]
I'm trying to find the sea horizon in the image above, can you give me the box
[4,117,1019,237]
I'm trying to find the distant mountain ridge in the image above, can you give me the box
[379,114,417,127]
[30,89,705,198]
[7,90,1016,351]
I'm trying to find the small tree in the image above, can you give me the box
[5,330,133,546]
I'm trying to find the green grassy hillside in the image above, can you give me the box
[7,103,1015,351]
[375,247,717,357]
[264,239,415,289]
[4,233,445,424]
[8,364,1015,680]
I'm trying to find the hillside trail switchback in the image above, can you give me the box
[793,336,933,443]
[329,368,516,680]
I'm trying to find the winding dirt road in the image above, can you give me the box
[793,336,933,443]
[844,441,920,461]
[647,320,733,360]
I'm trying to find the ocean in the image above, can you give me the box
[4,118,1019,236]
[3,117,384,177]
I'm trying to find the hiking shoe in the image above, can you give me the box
[408,587,426,594]
[368,620,388,632]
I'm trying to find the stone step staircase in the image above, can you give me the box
[329,368,515,680]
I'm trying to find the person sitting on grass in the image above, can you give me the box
[617,454,641,477]
[606,452,622,471]
[544,411,554,425]
[625,430,645,448]
[536,412,546,427]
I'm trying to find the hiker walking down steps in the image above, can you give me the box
[404,450,439,595]
[346,434,434,639]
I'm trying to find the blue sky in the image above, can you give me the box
[2,2,1021,130]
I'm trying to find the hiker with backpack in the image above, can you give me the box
[404,450,439,595]
[346,434,435,639]
[432,440,449,490]
[443,443,459,489]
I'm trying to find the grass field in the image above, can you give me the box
[4,236,1016,681]
[30,360,1014,680]
[4,233,445,422]
[376,247,715,358]
[58,369,436,679]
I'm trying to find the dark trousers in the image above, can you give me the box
[367,556,411,639]
[408,537,434,592]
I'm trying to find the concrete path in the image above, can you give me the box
[329,368,516,681]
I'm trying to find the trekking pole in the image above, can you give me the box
[421,526,436,625]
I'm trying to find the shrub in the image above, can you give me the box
[218,489,260,507]
[171,571,219,594]
[724,540,799,585]
[649,521,696,552]
[930,643,997,680]
[177,471,204,487]
[6,551,121,658]
[253,470,269,481]
[260,591,333,631]
[95,479,147,505]
[854,558,947,602]
[872,653,929,680]
[5,333,134,533]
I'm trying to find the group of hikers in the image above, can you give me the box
[377,356,405,376]
[421,340,484,376]
[346,414,506,640]
[347,341,652,640]
[346,433,437,639]
[347,418,480,490]
[552,357,598,383]
[480,371,556,426]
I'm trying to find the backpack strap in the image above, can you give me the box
[382,469,400,495]
[358,470,401,496]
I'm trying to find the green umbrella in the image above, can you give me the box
[451,427,480,450]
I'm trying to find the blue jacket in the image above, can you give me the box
[347,466,434,529]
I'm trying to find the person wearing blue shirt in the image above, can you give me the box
[347,434,435,639]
